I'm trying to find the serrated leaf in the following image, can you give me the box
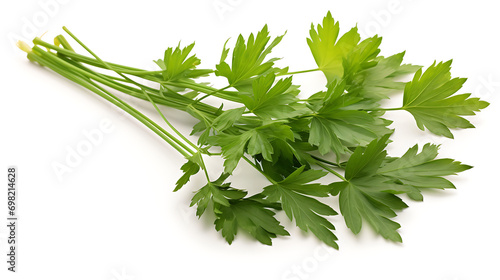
[174,157,200,192]
[211,122,294,173]
[210,132,253,173]
[336,180,406,242]
[333,135,406,242]
[215,198,289,245]
[308,83,392,157]
[350,52,421,99]
[344,134,390,180]
[334,135,472,241]
[190,173,244,217]
[155,42,212,82]
[402,60,489,138]
[379,143,472,200]
[212,107,246,132]
[247,123,294,161]
[240,74,300,120]
[263,166,338,248]
[342,35,382,81]
[215,25,285,88]
[307,12,382,85]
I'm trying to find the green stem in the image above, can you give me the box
[371,107,404,111]
[27,51,193,158]
[33,37,147,73]
[42,46,190,110]
[144,92,199,150]
[49,46,256,137]
[316,161,347,182]
[194,84,232,103]
[34,46,214,144]
[54,35,74,51]
[199,156,211,182]
[33,35,218,183]
[87,82,196,154]
[170,81,241,103]
[34,36,242,103]
[279,68,320,76]
[62,26,200,152]
[61,56,209,113]
[311,155,341,168]
[31,47,197,156]
[243,157,278,185]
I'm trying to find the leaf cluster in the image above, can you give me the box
[25,11,489,249]
[178,12,487,247]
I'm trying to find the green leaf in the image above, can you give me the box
[211,122,294,173]
[25,13,487,249]
[263,166,339,248]
[342,35,382,81]
[350,52,421,99]
[344,134,390,180]
[154,43,212,81]
[309,116,346,156]
[247,123,294,161]
[332,135,406,242]
[309,111,392,157]
[240,74,300,119]
[211,107,246,132]
[191,174,290,246]
[334,179,407,242]
[186,105,220,146]
[308,83,393,156]
[258,139,316,182]
[210,132,253,174]
[379,143,472,200]
[174,157,200,192]
[215,197,289,245]
[307,12,350,83]
[191,174,229,217]
[307,12,382,85]
[215,25,285,88]
[190,173,246,217]
[333,135,473,241]
[402,60,489,138]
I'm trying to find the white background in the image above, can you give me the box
[1,0,499,279]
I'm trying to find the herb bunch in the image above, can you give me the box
[19,12,489,248]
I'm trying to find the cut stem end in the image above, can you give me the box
[17,41,33,53]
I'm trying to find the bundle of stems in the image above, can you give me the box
[18,12,488,248]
